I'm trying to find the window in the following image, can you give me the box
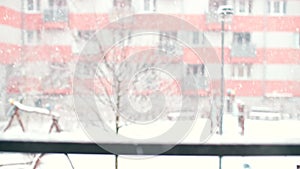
[231,32,256,57]
[49,0,67,7]
[274,1,280,13]
[26,31,33,43]
[113,0,132,8]
[268,0,286,14]
[239,0,246,13]
[28,0,33,10]
[159,31,178,55]
[25,30,41,44]
[249,0,253,13]
[27,0,40,11]
[247,64,251,77]
[159,32,177,43]
[238,65,244,77]
[298,31,300,48]
[209,0,225,12]
[237,0,253,14]
[144,0,156,11]
[144,0,150,11]
[77,30,96,41]
[296,30,300,48]
[44,0,68,22]
[233,32,251,45]
[186,64,205,76]
[192,32,199,44]
[232,64,252,79]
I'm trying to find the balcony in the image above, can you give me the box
[231,43,256,57]
[157,42,184,57]
[183,76,209,91]
[43,8,69,22]
[197,76,209,89]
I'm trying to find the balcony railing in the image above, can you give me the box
[231,43,256,57]
[157,42,184,56]
[1,136,300,168]
[43,8,69,22]
[1,139,300,156]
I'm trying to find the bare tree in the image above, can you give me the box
[74,24,185,169]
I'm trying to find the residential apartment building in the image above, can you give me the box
[0,0,299,122]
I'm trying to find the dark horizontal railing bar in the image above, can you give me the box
[2,140,300,156]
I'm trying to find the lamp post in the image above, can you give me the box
[217,5,233,135]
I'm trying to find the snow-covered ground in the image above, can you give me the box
[223,113,300,138]
[1,115,300,169]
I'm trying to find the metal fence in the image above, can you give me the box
[1,140,300,156]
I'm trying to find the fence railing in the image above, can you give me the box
[1,139,300,156]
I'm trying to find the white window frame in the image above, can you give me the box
[236,0,252,14]
[26,0,40,12]
[231,64,252,80]
[186,64,206,77]
[268,0,286,15]
[233,32,251,45]
[158,31,181,55]
[25,30,41,44]
[113,0,132,8]
[296,29,300,48]
[48,0,67,8]
[144,0,156,12]
[192,32,199,45]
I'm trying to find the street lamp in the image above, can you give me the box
[217,5,233,135]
